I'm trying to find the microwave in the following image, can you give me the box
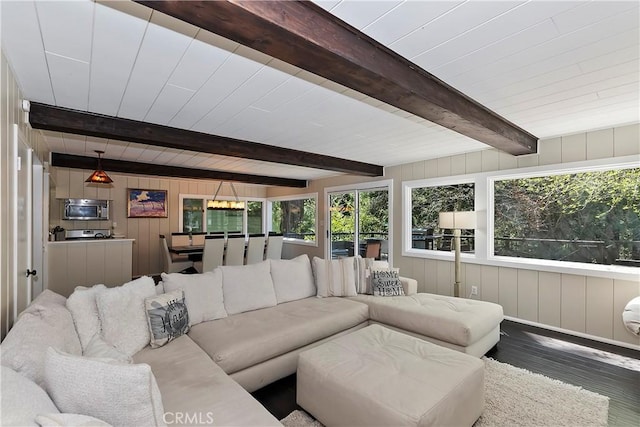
[63,199,110,221]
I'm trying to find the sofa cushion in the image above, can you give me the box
[133,335,281,427]
[66,284,107,352]
[313,257,357,297]
[83,334,132,363]
[44,347,165,427]
[1,366,60,427]
[0,290,81,386]
[34,413,111,427]
[145,289,190,348]
[220,261,277,315]
[161,271,227,325]
[350,293,503,347]
[270,254,316,303]
[96,276,156,356]
[188,297,369,374]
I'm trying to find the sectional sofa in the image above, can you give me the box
[1,254,503,426]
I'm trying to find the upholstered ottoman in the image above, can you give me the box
[297,324,484,427]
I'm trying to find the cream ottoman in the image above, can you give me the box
[297,325,484,427]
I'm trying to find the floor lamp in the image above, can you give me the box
[439,211,476,297]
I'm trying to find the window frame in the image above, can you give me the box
[402,155,639,280]
[267,192,318,247]
[178,193,266,235]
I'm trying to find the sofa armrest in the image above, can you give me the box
[399,277,417,295]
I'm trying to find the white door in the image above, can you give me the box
[31,155,45,298]
[14,124,33,318]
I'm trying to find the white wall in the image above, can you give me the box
[268,124,640,348]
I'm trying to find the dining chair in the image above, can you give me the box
[364,239,382,260]
[246,234,266,264]
[225,235,246,266]
[200,235,225,272]
[160,234,193,273]
[265,233,284,260]
[171,233,190,246]
[191,232,206,246]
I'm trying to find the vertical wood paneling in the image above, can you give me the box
[68,170,85,198]
[412,161,426,180]
[411,258,425,293]
[561,133,587,163]
[465,264,482,300]
[67,243,88,288]
[498,152,517,170]
[613,124,640,156]
[465,151,482,173]
[586,128,614,160]
[85,242,105,286]
[585,277,614,339]
[423,259,438,294]
[517,154,539,168]
[127,177,139,275]
[612,279,640,345]
[561,274,586,333]
[437,157,451,177]
[538,272,561,327]
[104,242,122,286]
[481,150,499,172]
[55,169,70,198]
[517,269,539,322]
[436,260,452,296]
[425,159,438,178]
[450,154,466,176]
[498,267,518,317]
[481,265,500,303]
[538,137,561,165]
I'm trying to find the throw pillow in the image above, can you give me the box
[83,334,132,363]
[145,289,190,348]
[161,270,227,325]
[312,257,357,297]
[95,276,156,356]
[0,367,60,427]
[44,347,166,427]
[371,268,405,297]
[35,413,112,427]
[220,261,277,315]
[270,254,316,303]
[66,284,107,352]
[0,291,82,387]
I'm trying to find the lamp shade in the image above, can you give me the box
[85,150,113,184]
[439,211,476,230]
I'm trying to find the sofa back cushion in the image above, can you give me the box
[161,270,227,325]
[66,284,107,352]
[1,366,59,426]
[220,261,277,315]
[0,290,81,386]
[312,257,357,297]
[270,254,316,304]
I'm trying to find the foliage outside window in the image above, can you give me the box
[183,198,203,232]
[206,207,243,234]
[247,201,263,234]
[271,197,316,242]
[180,196,263,235]
[411,183,475,252]
[494,168,640,266]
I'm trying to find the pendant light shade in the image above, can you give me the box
[207,181,245,211]
[85,150,113,184]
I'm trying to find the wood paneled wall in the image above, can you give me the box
[50,170,267,278]
[268,124,640,347]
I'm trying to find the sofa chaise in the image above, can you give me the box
[1,254,503,426]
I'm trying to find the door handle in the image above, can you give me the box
[26,269,37,277]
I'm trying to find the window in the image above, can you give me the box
[179,195,264,235]
[270,195,317,243]
[493,168,640,267]
[410,182,475,253]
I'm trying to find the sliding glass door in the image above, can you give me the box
[328,184,390,261]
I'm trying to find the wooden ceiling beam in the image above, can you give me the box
[50,152,308,188]
[135,0,537,155]
[30,102,383,177]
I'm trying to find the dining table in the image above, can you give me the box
[169,244,205,261]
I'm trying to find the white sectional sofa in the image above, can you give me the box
[0,254,503,426]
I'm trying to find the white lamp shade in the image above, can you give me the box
[439,211,476,230]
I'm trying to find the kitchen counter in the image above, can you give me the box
[47,239,134,297]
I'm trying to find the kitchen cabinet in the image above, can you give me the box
[47,239,134,297]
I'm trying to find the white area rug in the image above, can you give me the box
[281,358,609,427]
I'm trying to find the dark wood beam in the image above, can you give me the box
[135,0,537,155]
[30,102,383,177]
[51,152,307,188]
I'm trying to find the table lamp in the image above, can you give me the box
[439,211,476,297]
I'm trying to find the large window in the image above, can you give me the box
[179,195,264,235]
[270,195,317,243]
[493,168,640,266]
[410,182,475,253]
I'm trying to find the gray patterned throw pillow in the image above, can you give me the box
[371,268,405,297]
[144,289,189,348]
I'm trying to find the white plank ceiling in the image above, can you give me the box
[1,0,638,182]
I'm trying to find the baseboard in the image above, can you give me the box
[504,316,640,352]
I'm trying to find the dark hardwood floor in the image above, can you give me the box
[251,320,640,426]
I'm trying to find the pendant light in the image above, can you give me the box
[85,150,113,184]
[207,181,245,210]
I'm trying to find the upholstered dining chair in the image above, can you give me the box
[199,235,225,272]
[364,239,382,260]
[225,235,246,266]
[160,234,193,273]
[265,233,284,260]
[246,234,266,264]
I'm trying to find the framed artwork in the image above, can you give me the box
[127,189,168,218]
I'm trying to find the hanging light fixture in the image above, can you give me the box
[207,181,245,210]
[85,150,113,184]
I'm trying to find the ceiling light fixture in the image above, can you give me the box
[85,150,113,184]
[207,181,245,211]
